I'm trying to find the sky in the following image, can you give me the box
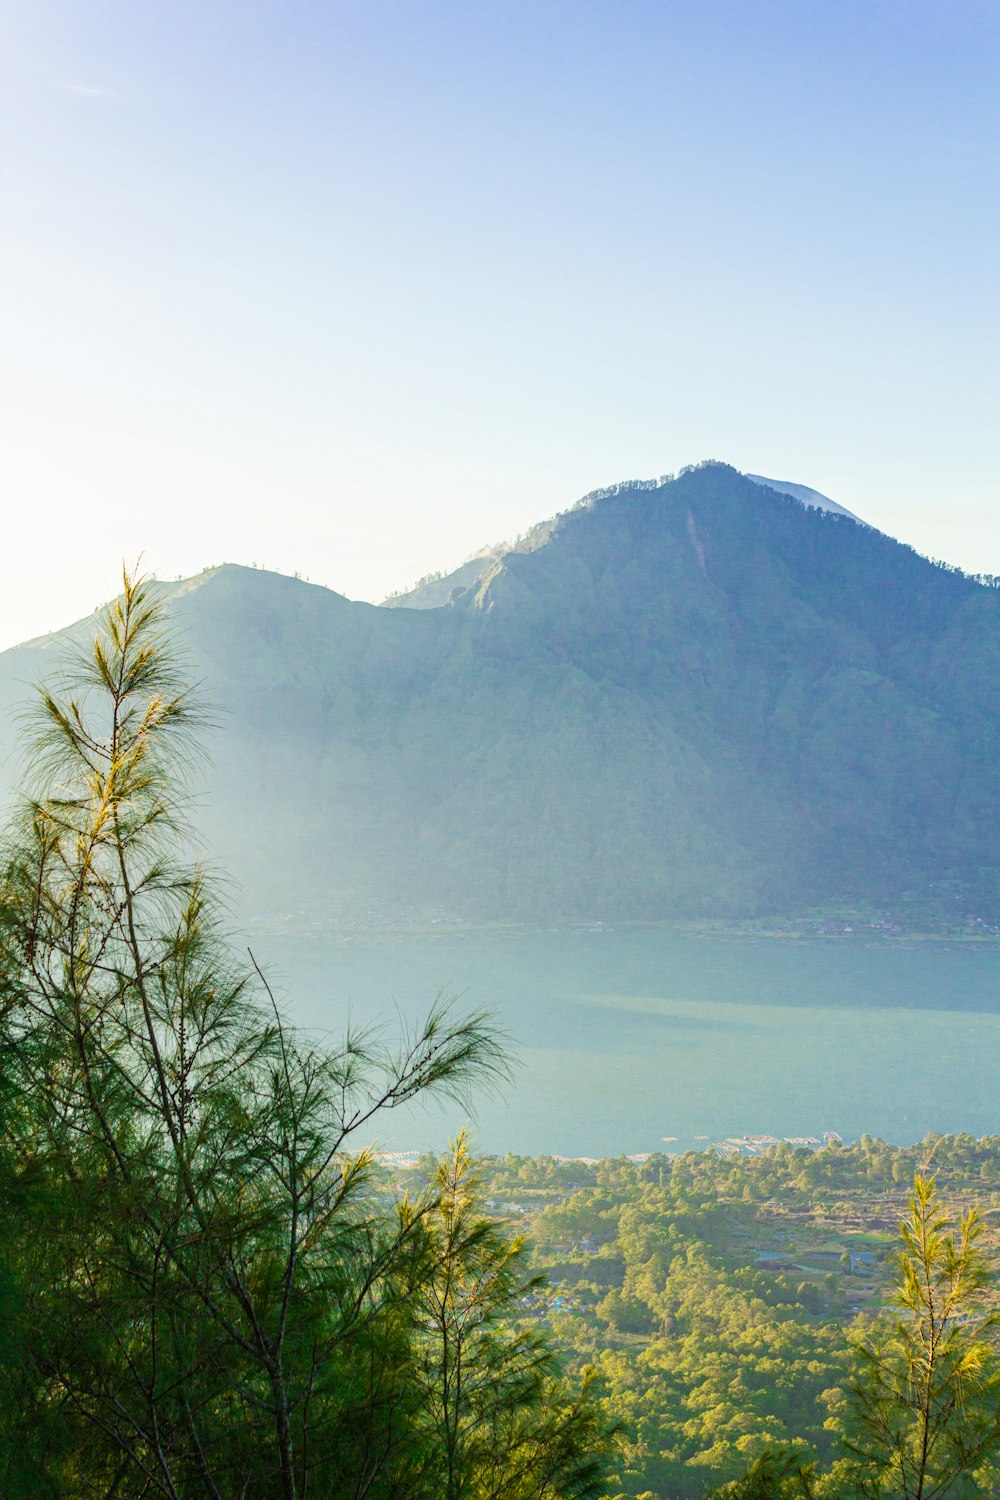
[2,0,999,647]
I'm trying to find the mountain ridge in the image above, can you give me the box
[382,467,866,610]
[743,474,865,525]
[1,462,997,923]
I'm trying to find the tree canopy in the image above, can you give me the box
[0,568,610,1499]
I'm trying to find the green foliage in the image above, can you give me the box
[837,1175,1000,1498]
[0,570,609,1498]
[467,1136,1000,1499]
[703,1450,817,1500]
[403,1132,613,1500]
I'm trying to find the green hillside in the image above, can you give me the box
[1,462,997,922]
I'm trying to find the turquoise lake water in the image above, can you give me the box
[248,928,1000,1157]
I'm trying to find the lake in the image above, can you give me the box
[247,926,1000,1157]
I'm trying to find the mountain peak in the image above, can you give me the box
[386,465,869,612]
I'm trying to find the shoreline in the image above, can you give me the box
[244,910,1000,944]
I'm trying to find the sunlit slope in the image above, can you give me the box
[1,463,998,920]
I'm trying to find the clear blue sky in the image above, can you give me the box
[2,1,999,645]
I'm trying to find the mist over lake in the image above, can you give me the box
[249,927,1000,1157]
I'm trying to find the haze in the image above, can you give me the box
[2,0,999,648]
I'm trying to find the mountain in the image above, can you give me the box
[1,461,998,923]
[385,472,865,610]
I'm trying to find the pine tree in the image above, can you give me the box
[403,1131,613,1500]
[0,567,583,1498]
[837,1173,1000,1498]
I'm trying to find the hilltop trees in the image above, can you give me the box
[0,569,609,1498]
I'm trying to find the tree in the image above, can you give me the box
[704,1450,817,1499]
[0,568,609,1497]
[838,1173,1000,1498]
[402,1131,612,1500]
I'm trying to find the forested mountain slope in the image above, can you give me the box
[1,462,997,920]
